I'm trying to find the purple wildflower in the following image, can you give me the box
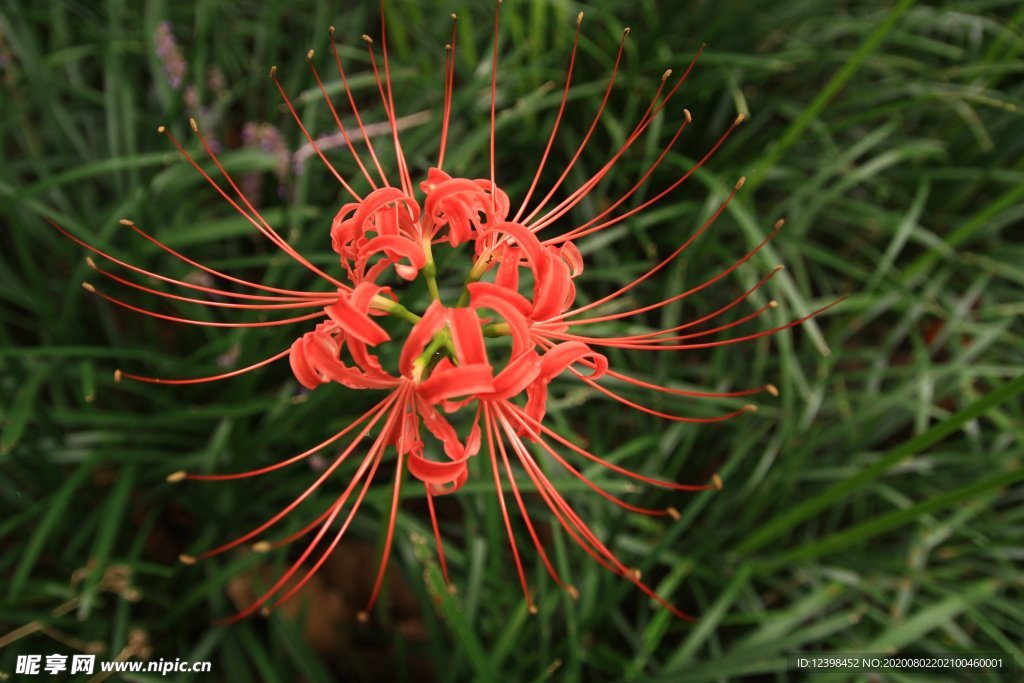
[154,22,186,90]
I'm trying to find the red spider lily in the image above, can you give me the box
[54,2,842,623]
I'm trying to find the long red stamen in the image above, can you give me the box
[258,500,343,552]
[307,50,379,190]
[360,444,407,620]
[483,402,536,613]
[189,390,399,560]
[268,385,412,617]
[437,14,458,171]
[88,259,334,311]
[552,297,846,351]
[498,413,624,575]
[496,409,694,621]
[266,442,385,616]
[378,1,415,198]
[82,283,328,329]
[531,46,706,236]
[552,178,752,323]
[530,100,686,235]
[600,367,778,400]
[553,300,777,348]
[631,47,703,132]
[601,266,784,342]
[496,402,673,518]
[49,219,323,302]
[120,219,331,300]
[225,411,395,623]
[119,347,292,386]
[512,12,583,223]
[177,391,392,481]
[269,67,362,200]
[329,26,391,187]
[506,403,717,492]
[362,34,412,198]
[488,404,570,593]
[424,485,451,586]
[193,117,358,290]
[566,365,756,424]
[526,341,755,424]
[160,125,351,291]
[546,111,744,246]
[488,0,502,214]
[520,26,629,226]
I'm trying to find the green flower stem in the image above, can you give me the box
[412,328,452,380]
[422,239,442,302]
[371,295,421,325]
[455,251,494,308]
[482,322,511,338]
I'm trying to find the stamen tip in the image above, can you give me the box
[773,264,786,272]
[451,12,457,20]
[765,383,779,397]
[81,282,96,293]
[166,470,187,483]
[774,218,786,230]
[260,606,272,617]
[744,403,758,413]
[85,256,97,269]
[445,44,451,51]
[628,568,642,581]
[662,69,672,81]
[118,218,135,226]
[576,11,583,24]
[178,553,196,566]
[768,300,779,309]
[329,25,335,34]
[361,34,373,44]
[269,65,277,78]
[251,541,272,553]
[156,125,166,134]
[528,604,538,615]
[113,369,123,382]
[306,49,314,60]
[712,473,724,491]
[683,108,692,123]
[189,117,198,133]
[735,113,747,125]
[735,176,747,190]
[623,27,631,36]
[446,583,458,595]
[566,585,580,600]
[666,506,681,520]
[357,610,370,624]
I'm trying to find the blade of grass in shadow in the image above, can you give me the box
[269,611,335,683]
[422,556,494,680]
[761,466,1024,569]
[77,463,136,618]
[8,457,96,598]
[661,563,754,671]
[744,0,919,194]
[901,181,1024,284]
[737,373,1024,556]
[1,364,47,456]
[868,579,1000,652]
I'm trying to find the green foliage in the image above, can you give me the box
[1,0,1022,680]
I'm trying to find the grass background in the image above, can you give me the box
[2,0,1022,680]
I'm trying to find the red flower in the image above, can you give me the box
[55,3,840,622]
